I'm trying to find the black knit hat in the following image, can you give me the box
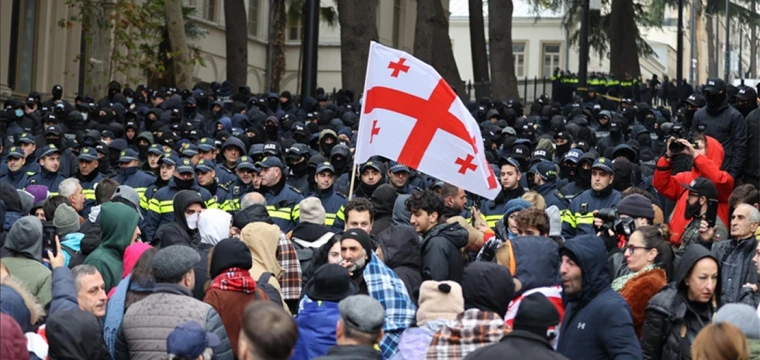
[304,264,359,302]
[617,194,655,220]
[209,238,252,279]
[341,228,374,254]
[513,292,560,339]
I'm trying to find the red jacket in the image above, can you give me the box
[653,136,734,245]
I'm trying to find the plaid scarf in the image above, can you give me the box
[210,267,256,294]
[426,309,510,360]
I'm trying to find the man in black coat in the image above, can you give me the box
[742,98,760,188]
[691,77,748,180]
[464,293,568,360]
[153,189,206,248]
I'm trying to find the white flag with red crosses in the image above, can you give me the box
[355,41,499,200]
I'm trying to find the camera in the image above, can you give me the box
[667,124,688,154]
[596,208,637,238]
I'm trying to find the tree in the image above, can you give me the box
[469,0,490,87]
[488,0,520,100]
[337,0,379,95]
[608,0,642,78]
[269,0,287,93]
[414,0,466,98]
[224,0,248,90]
[165,0,193,90]
[288,0,337,94]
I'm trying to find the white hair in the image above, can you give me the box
[59,178,81,198]
[240,192,267,210]
[737,203,760,225]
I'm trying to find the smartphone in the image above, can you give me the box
[705,199,719,228]
[42,223,57,258]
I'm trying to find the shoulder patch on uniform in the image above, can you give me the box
[289,185,301,194]
[336,192,347,198]
[218,182,229,191]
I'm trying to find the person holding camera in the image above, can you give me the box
[561,157,622,239]
[653,133,734,246]
[675,177,728,255]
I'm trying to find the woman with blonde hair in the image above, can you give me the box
[692,322,748,360]
[521,191,546,212]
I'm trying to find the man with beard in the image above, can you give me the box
[480,157,525,229]
[692,77,748,180]
[144,158,216,242]
[337,228,416,358]
[26,144,66,194]
[310,161,347,231]
[562,158,622,239]
[257,156,304,233]
[75,147,104,218]
[441,183,485,252]
[286,144,311,194]
[674,177,728,254]
[386,161,420,195]
[352,161,384,199]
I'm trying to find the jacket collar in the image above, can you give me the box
[324,345,382,359]
[153,283,193,297]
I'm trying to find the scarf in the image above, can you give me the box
[611,264,655,292]
[210,267,256,294]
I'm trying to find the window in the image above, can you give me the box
[248,0,259,37]
[513,43,526,78]
[202,0,216,22]
[662,17,677,26]
[542,44,561,78]
[288,22,303,41]
[392,0,401,48]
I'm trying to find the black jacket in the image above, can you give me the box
[46,309,111,360]
[370,184,398,238]
[313,345,382,360]
[692,101,748,179]
[153,190,204,248]
[377,225,422,301]
[711,236,758,305]
[421,222,468,283]
[463,330,569,360]
[744,108,760,183]
[641,245,718,360]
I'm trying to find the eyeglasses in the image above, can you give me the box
[625,245,650,255]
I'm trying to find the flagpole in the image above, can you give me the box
[347,162,358,201]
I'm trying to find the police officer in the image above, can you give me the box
[74,147,104,218]
[0,146,31,189]
[286,143,311,194]
[143,157,216,242]
[179,143,200,165]
[26,144,66,194]
[195,158,231,211]
[141,144,164,176]
[17,133,40,174]
[224,155,258,211]
[479,157,525,229]
[309,161,347,230]
[197,137,217,162]
[43,124,77,178]
[214,137,246,185]
[352,161,384,199]
[112,148,157,212]
[145,152,178,203]
[386,161,420,195]
[561,157,622,239]
[527,161,569,211]
[257,156,304,233]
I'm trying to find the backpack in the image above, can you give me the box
[61,244,85,269]
[291,232,334,285]
[256,272,283,306]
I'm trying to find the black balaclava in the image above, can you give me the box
[560,162,576,180]
[174,174,195,190]
[736,101,758,117]
[289,157,309,176]
[331,154,348,174]
[575,162,592,186]
[46,135,63,149]
[52,85,63,101]
[705,92,726,112]
[265,120,279,140]
[108,148,121,167]
[319,134,337,156]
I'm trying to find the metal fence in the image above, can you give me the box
[464,77,554,104]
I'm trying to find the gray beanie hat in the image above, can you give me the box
[715,303,760,339]
[53,203,80,236]
[152,245,201,281]
[299,197,326,225]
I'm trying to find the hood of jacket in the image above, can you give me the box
[377,225,421,271]
[328,118,345,133]
[99,202,139,257]
[702,135,725,168]
[512,236,560,292]
[46,309,110,359]
[199,209,232,246]
[424,222,468,249]
[300,95,318,113]
[136,131,154,145]
[392,194,412,226]
[232,203,274,229]
[241,222,283,279]
[215,116,232,133]
[0,278,44,333]
[341,111,358,128]
[674,244,720,297]
[561,235,610,304]
[4,216,43,261]
[172,190,206,231]
[319,128,338,146]
[371,184,398,217]
[462,262,516,318]
[0,183,22,213]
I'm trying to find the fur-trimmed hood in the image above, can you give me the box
[619,268,667,337]
[0,276,45,332]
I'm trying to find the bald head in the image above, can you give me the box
[240,192,267,210]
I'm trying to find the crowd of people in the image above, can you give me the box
[0,74,759,360]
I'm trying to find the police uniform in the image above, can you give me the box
[0,147,32,189]
[561,158,622,239]
[196,159,232,211]
[143,158,217,242]
[309,162,347,230]
[25,144,66,195]
[479,157,526,228]
[214,137,246,185]
[219,156,257,211]
[529,161,569,211]
[387,161,421,195]
[144,152,178,203]
[75,147,104,218]
[112,148,157,211]
[258,156,304,234]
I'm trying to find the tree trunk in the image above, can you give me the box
[85,0,115,98]
[487,0,519,100]
[269,0,287,93]
[695,0,709,84]
[607,0,641,78]
[707,17,717,77]
[165,0,193,89]
[469,0,490,92]
[337,0,379,94]
[225,0,248,90]
[414,0,466,98]
[751,0,757,78]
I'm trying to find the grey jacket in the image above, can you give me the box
[114,283,233,360]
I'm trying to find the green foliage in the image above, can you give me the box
[59,0,207,86]
[286,0,338,28]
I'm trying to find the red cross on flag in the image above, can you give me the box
[355,41,499,200]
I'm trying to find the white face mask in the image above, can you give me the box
[186,212,199,230]
[81,113,88,121]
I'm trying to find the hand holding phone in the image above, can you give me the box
[42,224,57,258]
